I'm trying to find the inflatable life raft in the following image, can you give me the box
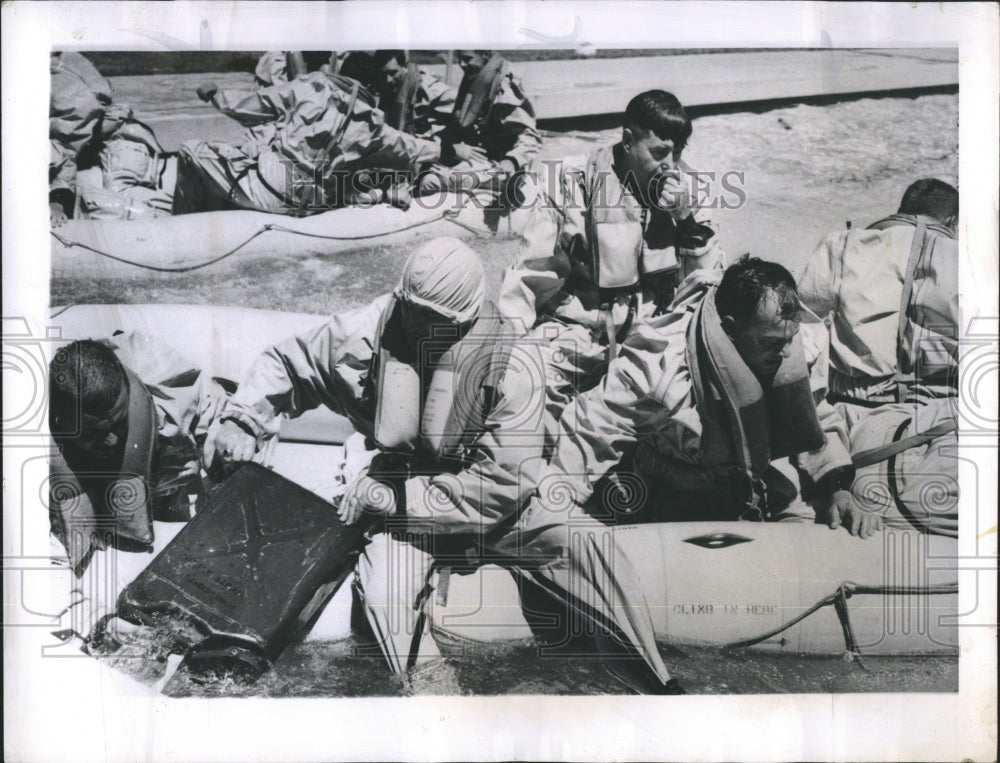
[50,187,530,280]
[42,304,959,677]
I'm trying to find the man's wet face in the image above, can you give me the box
[727,292,801,381]
[621,127,679,205]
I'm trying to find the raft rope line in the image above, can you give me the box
[50,206,494,275]
[725,580,958,664]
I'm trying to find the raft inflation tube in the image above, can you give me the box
[50,303,355,444]
[45,304,959,681]
[50,190,529,279]
[426,524,958,657]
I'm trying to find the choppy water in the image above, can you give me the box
[104,634,956,697]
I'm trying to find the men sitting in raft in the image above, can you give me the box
[48,333,230,647]
[496,90,724,472]
[485,257,883,691]
[798,179,960,537]
[414,50,541,198]
[50,52,172,226]
[172,55,443,215]
[211,237,551,692]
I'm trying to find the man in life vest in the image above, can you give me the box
[49,52,170,226]
[212,237,548,691]
[48,335,229,642]
[414,50,541,197]
[496,89,725,467]
[798,178,959,429]
[496,257,881,692]
[173,60,442,216]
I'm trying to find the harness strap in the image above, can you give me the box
[894,217,928,400]
[851,418,957,469]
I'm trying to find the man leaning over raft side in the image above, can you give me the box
[172,54,442,216]
[48,334,229,639]
[494,256,882,693]
[211,238,546,693]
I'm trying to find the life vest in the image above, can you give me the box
[366,300,514,469]
[571,145,683,302]
[646,290,825,520]
[50,366,158,575]
[383,63,422,135]
[454,54,506,135]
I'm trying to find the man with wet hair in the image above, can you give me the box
[798,178,958,428]
[415,50,540,196]
[497,89,725,467]
[49,336,227,576]
[497,256,875,694]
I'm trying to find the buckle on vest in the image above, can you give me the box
[737,475,768,522]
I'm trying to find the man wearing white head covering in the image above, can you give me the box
[212,237,547,692]
[213,237,486,461]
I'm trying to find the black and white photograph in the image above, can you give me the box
[4,2,997,761]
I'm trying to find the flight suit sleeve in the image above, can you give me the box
[366,119,442,170]
[543,321,679,507]
[797,231,842,318]
[497,160,580,330]
[220,299,382,440]
[492,73,541,170]
[403,346,547,533]
[210,87,285,127]
[420,75,457,141]
[793,315,853,483]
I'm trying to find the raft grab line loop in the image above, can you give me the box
[724,580,958,662]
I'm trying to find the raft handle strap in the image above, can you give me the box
[725,580,958,661]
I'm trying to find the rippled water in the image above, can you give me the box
[114,631,955,698]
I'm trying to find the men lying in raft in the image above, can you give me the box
[495,89,725,480]
[48,335,229,579]
[173,53,442,215]
[490,256,882,692]
[798,179,960,538]
[414,50,541,198]
[50,51,171,226]
[211,237,547,692]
